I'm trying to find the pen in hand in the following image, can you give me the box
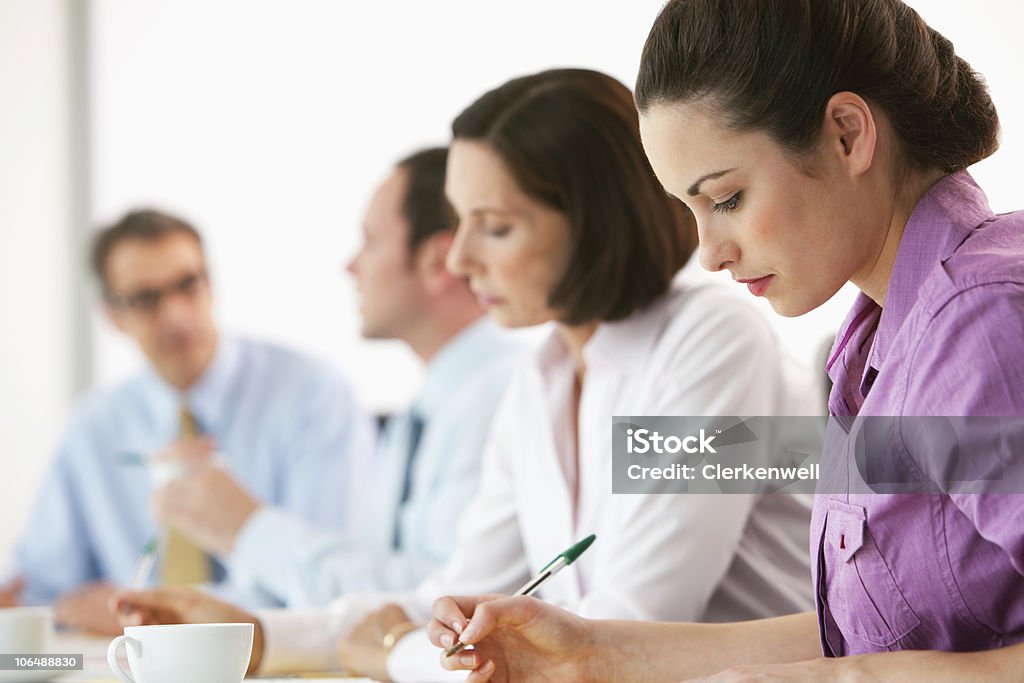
[130,537,160,589]
[119,537,159,618]
[444,534,596,658]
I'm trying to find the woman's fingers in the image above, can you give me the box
[466,659,497,682]
[431,593,509,647]
[429,595,471,648]
[460,596,542,644]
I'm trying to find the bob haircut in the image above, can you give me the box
[452,68,697,326]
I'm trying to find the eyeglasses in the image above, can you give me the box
[106,270,208,314]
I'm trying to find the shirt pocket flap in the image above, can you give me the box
[826,500,866,563]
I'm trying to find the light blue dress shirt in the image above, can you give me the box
[12,337,375,607]
[232,318,524,607]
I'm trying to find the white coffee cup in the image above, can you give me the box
[0,608,54,683]
[107,622,253,683]
[0,607,53,655]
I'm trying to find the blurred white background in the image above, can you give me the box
[2,0,1022,564]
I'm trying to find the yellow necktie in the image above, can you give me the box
[159,406,212,586]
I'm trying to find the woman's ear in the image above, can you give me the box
[822,91,878,177]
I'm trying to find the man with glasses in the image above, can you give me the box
[0,209,375,635]
[115,149,524,612]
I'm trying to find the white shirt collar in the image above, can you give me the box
[145,335,241,431]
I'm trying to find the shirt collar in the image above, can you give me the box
[869,171,992,371]
[827,172,993,390]
[415,317,507,420]
[184,336,241,431]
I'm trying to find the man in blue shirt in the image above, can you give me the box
[130,148,523,610]
[1,209,375,633]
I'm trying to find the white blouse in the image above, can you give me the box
[259,278,817,680]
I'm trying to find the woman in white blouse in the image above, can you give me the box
[115,68,816,682]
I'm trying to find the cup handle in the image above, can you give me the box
[107,635,138,683]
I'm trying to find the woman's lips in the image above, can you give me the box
[474,291,504,307]
[737,275,775,297]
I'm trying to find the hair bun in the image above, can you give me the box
[637,0,1001,173]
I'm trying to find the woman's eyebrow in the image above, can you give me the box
[687,168,736,197]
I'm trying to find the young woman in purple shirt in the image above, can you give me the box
[428,1,1024,680]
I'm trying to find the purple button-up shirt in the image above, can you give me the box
[811,172,1024,656]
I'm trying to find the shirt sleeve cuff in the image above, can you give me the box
[256,607,339,674]
[387,627,466,682]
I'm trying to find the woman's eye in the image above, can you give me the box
[711,192,742,214]
[485,224,512,237]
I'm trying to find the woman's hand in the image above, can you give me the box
[337,603,415,681]
[429,594,599,683]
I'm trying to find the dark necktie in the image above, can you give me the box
[393,410,425,549]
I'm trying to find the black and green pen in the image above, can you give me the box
[444,534,596,658]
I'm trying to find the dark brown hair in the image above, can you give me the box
[91,209,203,296]
[635,0,1000,174]
[396,147,457,253]
[452,68,697,326]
